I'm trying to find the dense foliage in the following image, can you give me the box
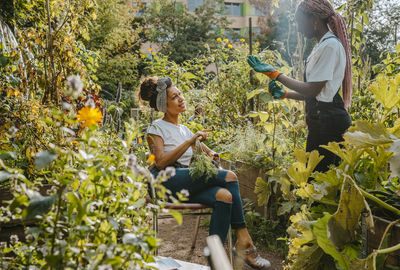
[1,0,400,269]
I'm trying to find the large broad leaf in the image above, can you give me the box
[327,176,374,250]
[388,118,400,138]
[289,244,324,270]
[344,121,392,148]
[34,151,58,169]
[247,88,269,100]
[347,253,376,270]
[287,149,323,187]
[254,176,271,206]
[388,139,400,179]
[23,191,57,219]
[0,170,27,183]
[313,213,356,270]
[249,111,270,122]
[367,73,400,112]
[322,142,363,170]
[66,192,85,225]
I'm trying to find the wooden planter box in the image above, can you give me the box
[368,216,400,266]
[0,185,52,243]
[220,159,267,217]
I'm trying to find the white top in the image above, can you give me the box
[147,119,194,166]
[305,31,346,102]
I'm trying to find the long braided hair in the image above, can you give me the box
[297,0,352,109]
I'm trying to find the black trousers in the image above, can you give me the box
[305,100,352,173]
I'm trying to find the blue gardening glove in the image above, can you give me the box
[269,79,287,99]
[247,55,281,79]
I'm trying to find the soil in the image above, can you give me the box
[158,215,285,270]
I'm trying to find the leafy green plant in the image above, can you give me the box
[189,139,217,181]
[282,73,400,270]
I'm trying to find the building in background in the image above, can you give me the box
[138,0,266,40]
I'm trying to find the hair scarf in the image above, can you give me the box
[156,77,172,113]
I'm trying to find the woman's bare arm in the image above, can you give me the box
[147,134,193,170]
[147,130,209,170]
[277,74,327,98]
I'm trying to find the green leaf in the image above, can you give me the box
[367,74,400,112]
[249,112,269,122]
[66,192,85,224]
[289,244,324,270]
[247,88,268,100]
[287,149,324,187]
[23,192,57,220]
[322,142,363,171]
[313,213,355,270]
[344,120,392,148]
[181,72,198,80]
[277,201,295,216]
[327,176,373,250]
[122,233,139,245]
[0,170,27,183]
[146,235,157,248]
[168,210,182,225]
[34,151,58,169]
[0,54,10,67]
[254,177,271,207]
[348,253,376,270]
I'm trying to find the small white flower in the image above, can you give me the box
[65,75,83,99]
[85,98,96,108]
[10,235,19,245]
[98,264,112,270]
[180,189,189,197]
[165,166,176,178]
[8,126,18,136]
[62,102,72,111]
[127,154,138,171]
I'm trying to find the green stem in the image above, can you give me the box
[272,103,276,162]
[360,188,400,216]
[376,243,400,254]
[50,186,65,269]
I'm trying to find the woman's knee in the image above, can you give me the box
[215,188,232,203]
[225,170,238,182]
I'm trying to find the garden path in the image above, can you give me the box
[158,215,284,270]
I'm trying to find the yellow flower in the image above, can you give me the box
[223,38,229,43]
[138,138,143,144]
[228,44,233,48]
[240,38,245,42]
[147,154,155,163]
[255,41,260,45]
[148,48,152,52]
[77,107,102,128]
[216,37,222,42]
[152,52,156,55]
[140,54,145,59]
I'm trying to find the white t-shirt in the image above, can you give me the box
[305,31,346,102]
[147,119,194,166]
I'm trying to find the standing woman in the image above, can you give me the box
[247,0,352,172]
[139,77,271,270]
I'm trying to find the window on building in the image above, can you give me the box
[224,2,241,16]
[188,0,204,11]
[251,6,264,16]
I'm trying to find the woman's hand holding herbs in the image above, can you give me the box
[189,129,211,144]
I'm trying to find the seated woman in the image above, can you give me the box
[139,77,271,270]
